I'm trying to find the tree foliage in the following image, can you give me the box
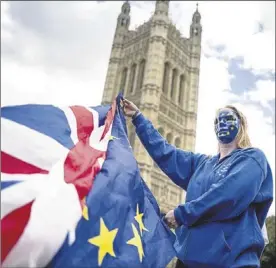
[261,215,276,268]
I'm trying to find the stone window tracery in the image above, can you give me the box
[129,64,137,94]
[170,68,178,99]
[178,74,185,104]
[151,183,160,197]
[136,59,146,92]
[175,137,181,148]
[162,62,170,93]
[129,131,136,149]
[166,133,172,143]
[120,67,128,95]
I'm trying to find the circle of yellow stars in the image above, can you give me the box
[82,198,148,266]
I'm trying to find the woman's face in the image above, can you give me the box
[214,108,240,144]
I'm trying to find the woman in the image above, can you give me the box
[122,99,273,268]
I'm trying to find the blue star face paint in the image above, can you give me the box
[215,108,240,144]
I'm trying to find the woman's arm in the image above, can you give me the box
[133,113,207,190]
[173,149,273,226]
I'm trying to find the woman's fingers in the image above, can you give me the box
[123,99,132,105]
[121,99,137,117]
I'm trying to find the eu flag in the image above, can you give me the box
[49,94,176,267]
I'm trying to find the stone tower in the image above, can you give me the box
[102,0,202,214]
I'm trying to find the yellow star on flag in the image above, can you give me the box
[109,135,119,141]
[134,204,148,236]
[127,223,145,263]
[82,197,89,221]
[88,218,118,266]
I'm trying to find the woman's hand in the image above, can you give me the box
[164,210,179,229]
[121,99,139,118]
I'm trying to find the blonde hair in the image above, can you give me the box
[216,105,252,149]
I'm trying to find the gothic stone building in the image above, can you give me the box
[102,0,202,215]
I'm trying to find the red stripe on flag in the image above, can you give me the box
[100,100,116,141]
[1,201,34,263]
[69,106,94,142]
[1,151,48,174]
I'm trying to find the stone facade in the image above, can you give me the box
[102,1,202,266]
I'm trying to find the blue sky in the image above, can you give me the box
[1,1,275,214]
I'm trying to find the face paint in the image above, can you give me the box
[214,109,240,144]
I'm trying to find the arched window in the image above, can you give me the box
[129,64,137,94]
[129,131,136,149]
[158,127,165,137]
[162,62,169,93]
[166,133,172,143]
[136,59,146,92]
[120,68,128,95]
[175,137,181,148]
[151,183,159,197]
[178,74,185,104]
[170,68,178,99]
[170,191,177,203]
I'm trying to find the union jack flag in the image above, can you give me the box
[1,95,176,268]
[1,98,116,267]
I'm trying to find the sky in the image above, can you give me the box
[1,1,275,215]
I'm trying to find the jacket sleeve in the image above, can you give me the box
[174,151,267,226]
[132,113,207,190]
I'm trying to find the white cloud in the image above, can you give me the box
[1,60,105,106]
[171,1,275,73]
[246,80,275,110]
[1,1,13,41]
[1,1,275,215]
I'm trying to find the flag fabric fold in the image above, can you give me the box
[1,94,176,268]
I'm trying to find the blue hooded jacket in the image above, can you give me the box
[133,113,273,268]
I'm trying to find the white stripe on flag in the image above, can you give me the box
[1,117,69,171]
[86,108,104,147]
[98,157,105,169]
[60,107,79,145]
[91,123,113,152]
[86,107,99,131]
[89,125,105,147]
[1,174,49,219]
[1,173,47,182]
